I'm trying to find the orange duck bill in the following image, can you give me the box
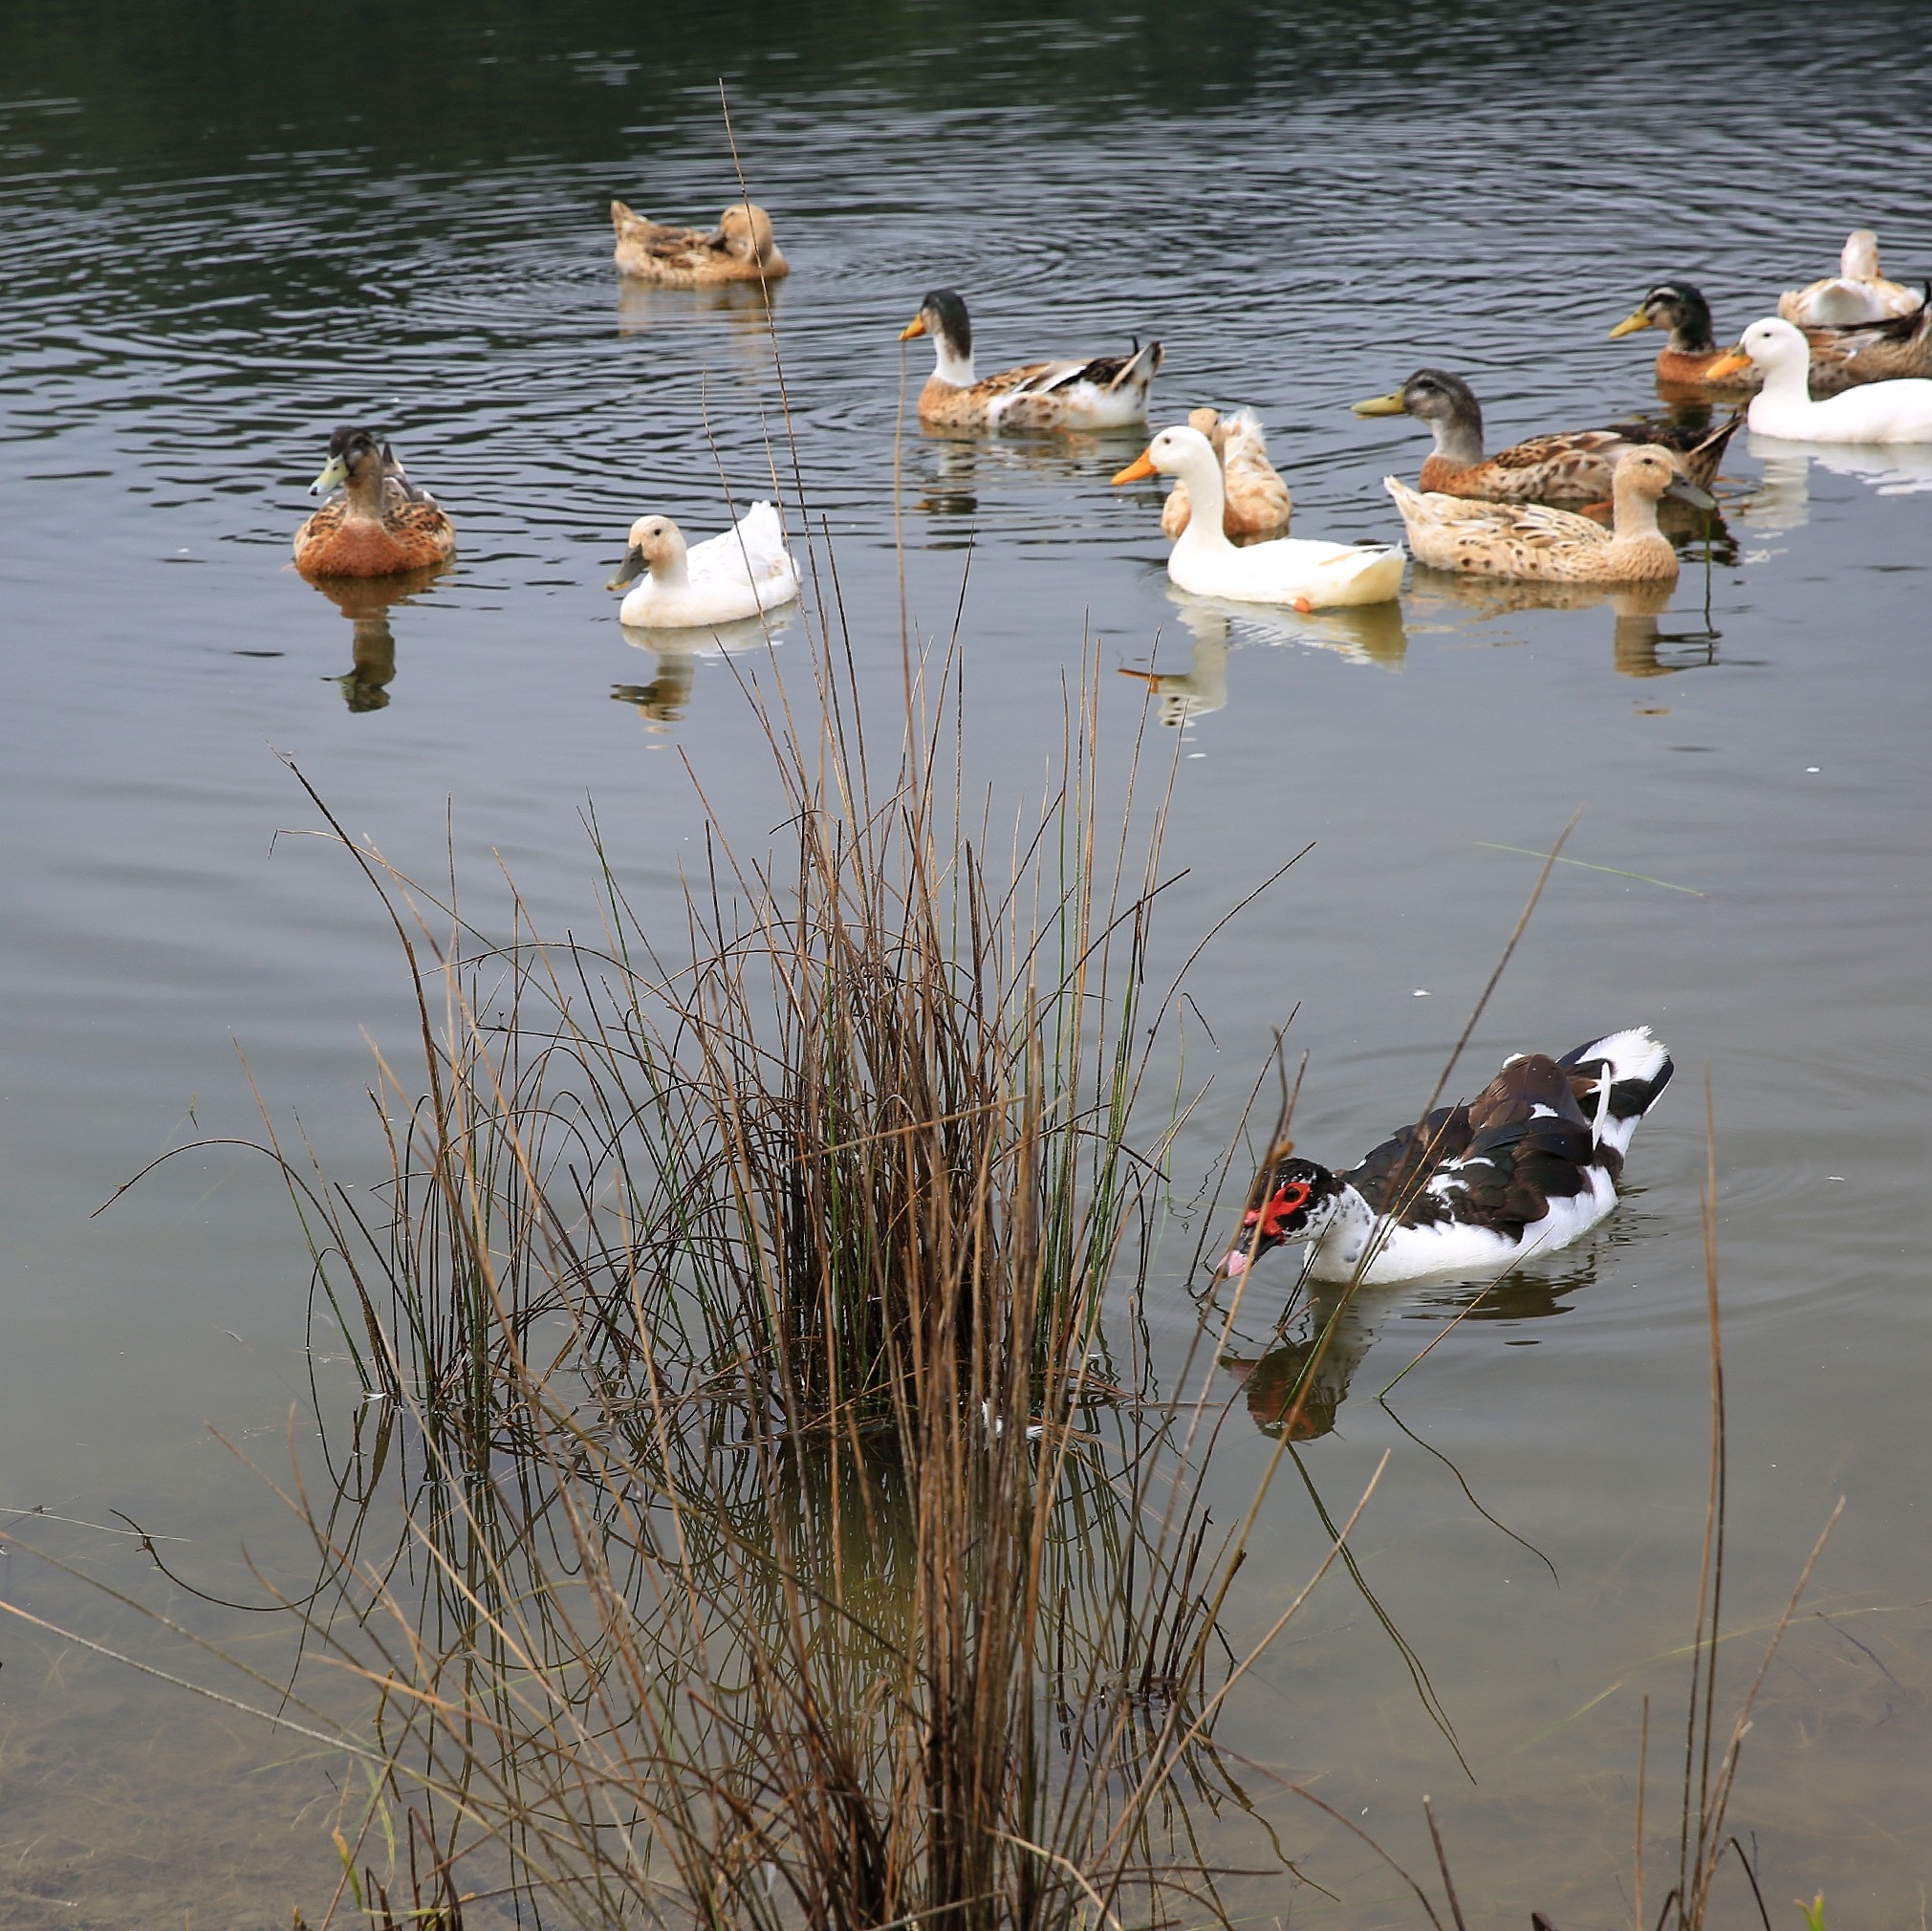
[1111,446,1159,484]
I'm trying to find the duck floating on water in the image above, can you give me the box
[1114,423,1404,609]
[1351,369,1736,500]
[610,201,788,286]
[293,426,457,578]
[1385,445,1711,585]
[899,289,1161,431]
[1709,316,1932,443]
[1161,407,1292,541]
[1609,280,1932,397]
[607,501,800,628]
[1218,1028,1674,1287]
[1778,229,1922,328]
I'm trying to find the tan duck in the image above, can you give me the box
[609,201,788,285]
[1161,407,1292,540]
[1353,369,1737,500]
[900,289,1161,431]
[1609,280,1932,397]
[293,426,456,578]
[1778,230,1922,327]
[1384,445,1712,585]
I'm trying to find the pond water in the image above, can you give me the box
[2,3,1929,1925]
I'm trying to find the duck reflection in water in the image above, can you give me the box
[302,563,449,712]
[1409,572,1721,679]
[1118,590,1407,725]
[1224,1263,1590,1442]
[615,271,782,344]
[612,605,796,731]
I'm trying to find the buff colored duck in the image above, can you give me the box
[1161,407,1292,540]
[1384,445,1711,584]
[610,201,788,285]
[1352,369,1736,500]
[900,289,1161,431]
[606,501,799,628]
[1778,230,1922,328]
[1115,424,1404,609]
[293,426,457,578]
[1708,317,1932,443]
[1609,280,1932,397]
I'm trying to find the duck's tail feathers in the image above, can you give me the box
[1559,1026,1673,1155]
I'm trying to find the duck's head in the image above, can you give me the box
[608,514,688,589]
[1351,368,1480,433]
[1705,315,1805,382]
[1184,404,1226,449]
[1111,423,1216,484]
[718,203,779,264]
[900,288,972,357]
[1216,1148,1346,1280]
[1609,283,1715,347]
[311,424,384,496]
[1841,228,1882,280]
[1613,445,1716,510]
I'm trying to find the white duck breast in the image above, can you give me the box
[1727,316,1932,443]
[1117,424,1404,609]
[611,501,801,629]
[1219,1027,1673,1287]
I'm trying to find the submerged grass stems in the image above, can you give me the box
[227,594,1346,1931]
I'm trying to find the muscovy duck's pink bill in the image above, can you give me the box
[1224,1249,1248,1275]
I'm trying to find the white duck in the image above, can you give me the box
[1114,424,1404,609]
[607,501,800,628]
[1777,230,1922,328]
[1215,1028,1673,1287]
[1711,316,1932,443]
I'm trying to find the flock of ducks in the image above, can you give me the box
[291,203,1930,637]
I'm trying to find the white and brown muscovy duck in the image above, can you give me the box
[1218,1028,1673,1286]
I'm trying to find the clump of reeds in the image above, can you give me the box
[234,580,1347,1931]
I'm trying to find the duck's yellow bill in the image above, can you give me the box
[1350,389,1408,417]
[310,454,349,496]
[1111,449,1158,484]
[1607,306,1655,339]
[1704,349,1751,380]
[899,315,927,340]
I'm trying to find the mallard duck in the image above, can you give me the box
[609,201,788,285]
[899,289,1161,431]
[1160,407,1292,540]
[1215,1029,1673,1286]
[606,501,800,627]
[1708,316,1932,443]
[1113,424,1403,609]
[1352,369,1737,499]
[293,426,457,578]
[1609,280,1932,396]
[1778,230,1922,327]
[1385,445,1711,584]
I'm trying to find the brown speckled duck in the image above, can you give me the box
[900,289,1161,431]
[609,201,788,285]
[293,426,456,579]
[1161,407,1292,541]
[1384,445,1711,585]
[1353,369,1736,500]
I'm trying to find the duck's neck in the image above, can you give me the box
[1755,350,1812,405]
[1169,449,1234,558]
[649,542,691,588]
[1305,1185,1378,1274]
[1609,476,1666,543]
[343,460,388,519]
[1670,301,1718,355]
[929,332,975,387]
[1426,401,1485,470]
[1843,233,1881,280]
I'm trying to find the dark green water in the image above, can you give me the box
[2,3,1929,1924]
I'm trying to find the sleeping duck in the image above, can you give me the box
[1352,369,1736,500]
[1385,445,1711,585]
[1217,1028,1673,1286]
[900,289,1161,431]
[293,425,456,578]
[1609,280,1932,396]
[610,201,788,285]
[1778,229,1922,328]
[1161,406,1292,541]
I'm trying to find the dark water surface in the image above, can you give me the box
[3,4,1929,1925]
